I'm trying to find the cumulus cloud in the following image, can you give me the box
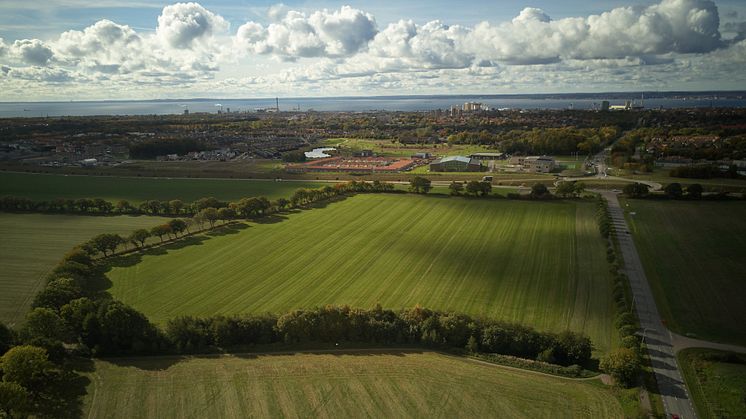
[367,20,472,69]
[11,39,54,66]
[468,0,723,65]
[54,20,144,73]
[0,0,744,99]
[234,5,376,59]
[156,2,229,49]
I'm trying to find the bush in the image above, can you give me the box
[600,348,641,387]
[618,325,638,338]
[621,335,641,350]
[614,312,636,329]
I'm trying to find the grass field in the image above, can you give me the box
[623,199,746,345]
[0,213,168,326]
[321,137,495,158]
[0,172,324,203]
[107,194,618,352]
[678,348,746,419]
[82,351,624,418]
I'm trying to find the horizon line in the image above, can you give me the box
[2,90,745,104]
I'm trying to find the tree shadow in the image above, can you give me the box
[249,214,288,224]
[227,347,423,361]
[206,223,250,236]
[37,368,91,419]
[96,348,424,374]
[102,354,187,371]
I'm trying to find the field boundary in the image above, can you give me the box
[91,347,606,382]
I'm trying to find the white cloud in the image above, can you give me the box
[234,5,376,59]
[54,20,144,73]
[11,39,54,66]
[0,0,744,99]
[468,0,723,65]
[156,2,229,49]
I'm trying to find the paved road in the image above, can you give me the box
[671,333,746,355]
[603,191,697,419]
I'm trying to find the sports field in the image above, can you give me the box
[0,213,168,326]
[108,194,618,352]
[0,172,323,203]
[678,348,746,419]
[623,199,746,345]
[82,351,624,418]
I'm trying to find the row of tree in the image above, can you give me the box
[595,196,643,387]
[626,182,740,200]
[448,181,492,196]
[0,195,236,216]
[446,127,618,155]
[0,181,399,217]
[670,165,743,180]
[164,306,593,367]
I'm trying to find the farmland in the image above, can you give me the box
[678,349,746,419]
[321,137,495,158]
[623,199,746,345]
[82,351,624,418]
[0,171,324,203]
[0,213,168,326]
[107,194,618,352]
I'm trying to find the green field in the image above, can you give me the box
[624,199,746,345]
[321,137,495,158]
[82,351,624,418]
[678,349,746,419]
[0,213,168,326]
[108,194,618,352]
[613,167,746,192]
[0,172,324,203]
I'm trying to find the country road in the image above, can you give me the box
[602,191,697,419]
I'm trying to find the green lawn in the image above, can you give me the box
[678,349,746,419]
[82,351,624,419]
[0,213,168,326]
[0,172,324,204]
[107,194,618,352]
[623,199,746,345]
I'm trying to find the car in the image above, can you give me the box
[670,414,681,419]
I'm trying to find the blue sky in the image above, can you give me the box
[1,0,745,99]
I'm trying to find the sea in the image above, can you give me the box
[1,93,745,118]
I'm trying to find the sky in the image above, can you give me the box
[0,0,745,100]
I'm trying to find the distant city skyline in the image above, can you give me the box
[1,0,745,100]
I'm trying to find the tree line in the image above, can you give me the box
[595,196,644,387]
[446,127,618,155]
[624,182,742,201]
[0,181,399,217]
[128,138,212,159]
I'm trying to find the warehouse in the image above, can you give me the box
[429,156,483,172]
